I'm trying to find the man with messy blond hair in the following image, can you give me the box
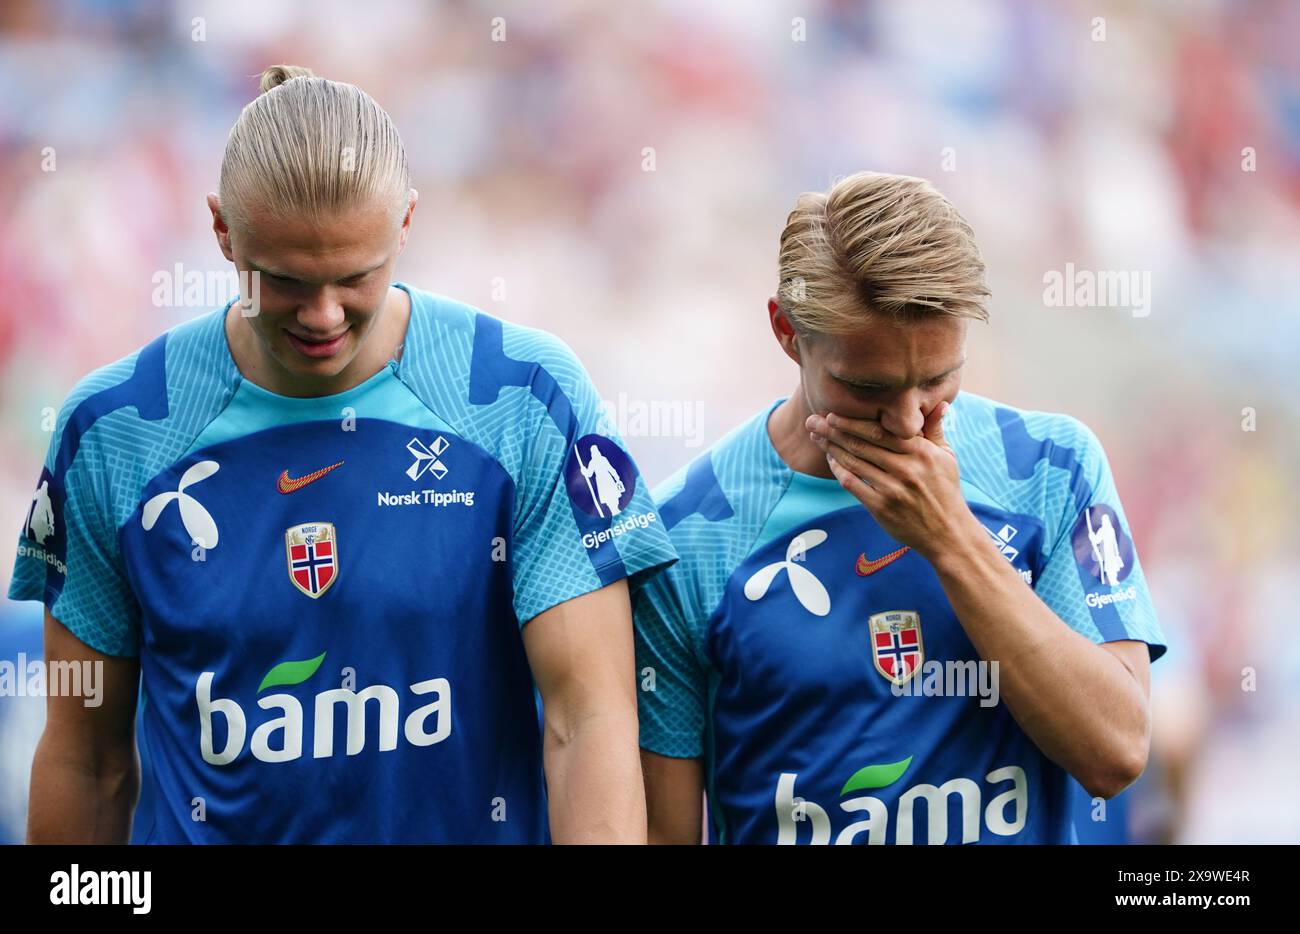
[635,171,1165,845]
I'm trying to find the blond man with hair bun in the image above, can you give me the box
[12,65,676,844]
[635,171,1165,845]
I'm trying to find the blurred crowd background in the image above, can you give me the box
[2,0,1298,843]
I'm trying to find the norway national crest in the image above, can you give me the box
[869,610,924,685]
[285,522,338,599]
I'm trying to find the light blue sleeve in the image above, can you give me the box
[8,365,143,657]
[633,557,708,758]
[505,329,677,626]
[630,434,774,759]
[1033,419,1166,661]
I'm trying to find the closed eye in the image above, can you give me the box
[840,375,950,393]
[838,377,886,394]
[258,271,370,287]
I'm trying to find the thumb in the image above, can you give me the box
[923,401,950,448]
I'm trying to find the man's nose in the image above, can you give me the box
[879,396,925,440]
[296,292,347,334]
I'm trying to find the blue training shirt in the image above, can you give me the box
[10,282,677,843]
[633,393,1165,845]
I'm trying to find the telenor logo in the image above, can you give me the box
[744,530,831,616]
[278,461,344,494]
[142,460,220,548]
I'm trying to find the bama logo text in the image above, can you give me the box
[776,756,1027,844]
[197,652,451,765]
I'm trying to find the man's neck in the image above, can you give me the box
[767,387,835,479]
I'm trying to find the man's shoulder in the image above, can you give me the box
[400,285,601,427]
[50,307,233,463]
[398,285,621,498]
[642,403,790,600]
[28,306,235,541]
[948,389,1110,530]
[950,389,1106,475]
[402,284,591,391]
[653,402,786,524]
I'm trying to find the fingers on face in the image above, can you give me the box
[824,413,914,455]
[826,427,905,469]
[826,453,874,499]
[827,441,894,493]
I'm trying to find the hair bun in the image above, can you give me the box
[259,64,316,94]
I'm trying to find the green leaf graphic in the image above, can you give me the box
[258,652,326,693]
[840,756,913,796]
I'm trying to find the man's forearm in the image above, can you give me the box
[543,709,647,843]
[27,740,138,844]
[924,514,1149,798]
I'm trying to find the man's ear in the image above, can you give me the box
[207,193,235,263]
[396,188,418,253]
[768,296,803,365]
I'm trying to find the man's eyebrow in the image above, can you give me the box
[245,261,385,284]
[835,356,967,390]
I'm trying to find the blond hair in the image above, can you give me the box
[777,171,989,333]
[218,65,410,233]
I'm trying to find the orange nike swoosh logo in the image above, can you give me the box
[855,546,911,576]
[277,461,344,494]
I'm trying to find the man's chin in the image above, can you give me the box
[273,343,360,384]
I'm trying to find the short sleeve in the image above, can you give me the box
[1033,420,1166,662]
[633,562,708,758]
[509,335,677,626]
[8,383,142,657]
